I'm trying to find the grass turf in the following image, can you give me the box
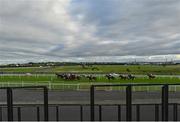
[0,64,180,75]
[0,75,179,90]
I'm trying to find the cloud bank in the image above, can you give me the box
[0,0,180,63]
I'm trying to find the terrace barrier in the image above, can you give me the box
[90,83,180,121]
[0,103,179,121]
[0,84,180,121]
[0,86,48,121]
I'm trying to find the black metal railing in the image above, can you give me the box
[0,83,179,121]
[90,83,180,121]
[0,103,179,121]
[0,86,48,121]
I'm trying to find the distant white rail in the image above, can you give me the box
[0,82,179,92]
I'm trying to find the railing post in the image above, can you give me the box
[90,86,95,121]
[56,106,59,121]
[0,107,2,121]
[44,87,49,121]
[155,104,159,121]
[162,85,168,121]
[80,105,83,121]
[118,105,121,121]
[173,103,177,121]
[126,85,132,121]
[37,106,40,121]
[99,105,102,121]
[17,107,21,121]
[7,87,13,121]
[136,104,140,121]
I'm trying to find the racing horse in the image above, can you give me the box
[119,74,129,80]
[86,75,97,81]
[128,74,136,80]
[105,74,115,80]
[56,73,81,80]
[147,73,156,79]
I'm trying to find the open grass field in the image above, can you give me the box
[0,64,180,75]
[0,75,179,83]
[0,64,179,90]
[0,75,179,91]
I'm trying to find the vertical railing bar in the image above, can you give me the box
[7,87,13,121]
[59,106,61,121]
[56,106,59,121]
[155,104,159,121]
[126,85,132,121]
[136,104,140,121]
[162,87,164,120]
[44,87,49,121]
[0,107,2,121]
[99,105,102,121]
[80,105,83,121]
[162,85,168,121]
[173,103,177,121]
[90,86,95,121]
[37,106,40,121]
[118,105,121,121]
[17,107,21,121]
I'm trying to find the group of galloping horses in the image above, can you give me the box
[106,73,156,80]
[105,74,136,80]
[56,73,97,81]
[56,73,156,81]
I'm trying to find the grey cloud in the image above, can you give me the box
[0,0,180,63]
[69,0,180,56]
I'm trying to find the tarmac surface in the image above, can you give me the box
[0,89,180,104]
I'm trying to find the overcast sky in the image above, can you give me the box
[0,0,180,64]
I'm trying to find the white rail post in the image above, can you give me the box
[36,81,38,86]
[48,81,51,90]
[147,86,150,92]
[77,84,80,91]
[21,81,24,87]
[174,85,177,92]
[110,86,113,91]
[63,83,65,91]
[51,83,54,90]
[139,86,142,91]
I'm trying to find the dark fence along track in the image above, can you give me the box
[0,86,48,121]
[0,103,179,121]
[0,83,180,121]
[90,83,180,121]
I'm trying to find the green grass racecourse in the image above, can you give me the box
[0,64,180,75]
[0,75,179,90]
[0,75,179,83]
[0,64,179,90]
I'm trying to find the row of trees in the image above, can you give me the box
[0,61,179,68]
